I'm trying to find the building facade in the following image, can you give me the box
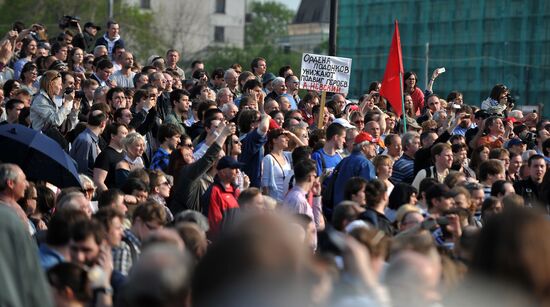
[337,0,550,114]
[126,0,245,55]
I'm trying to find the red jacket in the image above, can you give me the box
[202,177,240,238]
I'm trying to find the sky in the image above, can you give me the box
[276,0,301,11]
[262,0,301,11]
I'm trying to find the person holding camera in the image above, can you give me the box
[73,22,101,54]
[476,116,512,149]
[29,70,79,132]
[481,84,512,115]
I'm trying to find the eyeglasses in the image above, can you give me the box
[159,181,171,187]
[182,143,194,148]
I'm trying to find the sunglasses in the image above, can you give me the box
[182,143,194,148]
[159,181,171,187]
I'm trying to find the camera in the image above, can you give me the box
[64,87,75,95]
[75,91,85,99]
[506,93,515,109]
[59,15,80,29]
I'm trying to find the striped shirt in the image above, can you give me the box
[391,154,415,184]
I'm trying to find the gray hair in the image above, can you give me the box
[432,110,447,122]
[118,244,192,307]
[174,210,210,232]
[56,191,87,212]
[353,141,371,152]
[401,131,420,150]
[221,102,237,114]
[272,77,285,88]
[122,132,146,150]
[224,68,237,80]
[0,163,20,192]
[93,86,109,101]
[217,87,232,97]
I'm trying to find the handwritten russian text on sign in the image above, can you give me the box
[300,53,352,94]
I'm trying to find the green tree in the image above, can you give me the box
[245,1,295,47]
[0,0,165,62]
[201,1,298,76]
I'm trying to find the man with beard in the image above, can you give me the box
[110,52,135,88]
[451,105,474,136]
[150,123,182,172]
[69,218,114,305]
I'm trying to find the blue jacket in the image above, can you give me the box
[332,150,376,207]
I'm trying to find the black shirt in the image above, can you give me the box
[93,146,125,189]
[359,208,394,237]
[514,177,545,211]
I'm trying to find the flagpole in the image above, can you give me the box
[399,72,407,133]
[317,91,327,129]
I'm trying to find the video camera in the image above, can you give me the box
[59,15,80,29]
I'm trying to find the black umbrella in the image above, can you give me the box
[0,124,81,188]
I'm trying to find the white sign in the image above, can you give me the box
[300,53,352,94]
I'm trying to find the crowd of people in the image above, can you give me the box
[1,18,550,307]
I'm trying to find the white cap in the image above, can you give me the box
[332,118,355,129]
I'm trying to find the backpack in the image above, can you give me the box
[122,236,138,265]
[321,161,342,220]
[424,166,435,179]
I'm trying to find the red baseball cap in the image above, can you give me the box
[354,132,377,145]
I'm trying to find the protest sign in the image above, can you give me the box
[300,53,352,94]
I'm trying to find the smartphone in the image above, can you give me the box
[437,67,446,74]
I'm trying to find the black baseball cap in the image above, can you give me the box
[216,156,245,170]
[84,22,101,31]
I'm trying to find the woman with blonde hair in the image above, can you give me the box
[30,70,80,132]
[373,155,394,197]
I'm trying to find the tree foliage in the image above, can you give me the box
[245,1,295,47]
[201,1,298,77]
[0,0,166,62]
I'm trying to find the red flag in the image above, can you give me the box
[379,20,404,117]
